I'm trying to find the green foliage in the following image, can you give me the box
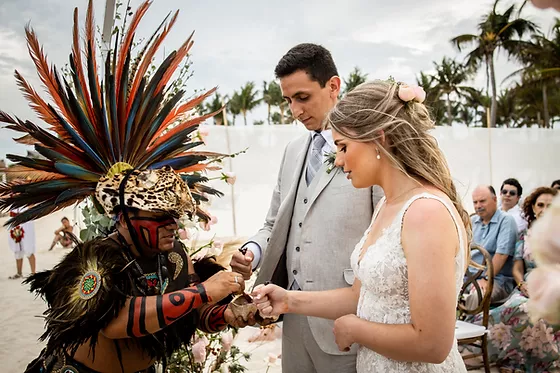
[342,67,368,96]
[80,198,115,241]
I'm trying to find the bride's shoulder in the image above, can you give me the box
[402,194,458,230]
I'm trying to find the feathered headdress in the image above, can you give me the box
[0,0,227,227]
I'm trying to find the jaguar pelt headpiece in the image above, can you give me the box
[95,166,195,218]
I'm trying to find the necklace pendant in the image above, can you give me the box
[168,251,183,280]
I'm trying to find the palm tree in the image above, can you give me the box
[506,19,560,128]
[238,82,261,126]
[451,0,538,127]
[262,81,273,125]
[203,93,224,125]
[431,57,476,126]
[342,67,368,95]
[416,71,446,125]
[263,80,285,124]
[227,91,242,126]
[267,81,285,124]
[462,89,492,127]
[496,89,521,127]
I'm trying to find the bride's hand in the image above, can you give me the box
[252,283,289,316]
[333,314,360,352]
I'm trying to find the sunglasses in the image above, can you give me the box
[501,189,517,197]
[535,202,549,209]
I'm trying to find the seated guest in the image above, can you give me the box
[499,178,528,233]
[472,186,559,372]
[467,185,518,308]
[48,217,74,251]
[551,179,560,191]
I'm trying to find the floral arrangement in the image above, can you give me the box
[10,225,25,243]
[167,329,250,373]
[397,83,426,104]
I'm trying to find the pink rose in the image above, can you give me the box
[198,215,217,231]
[192,339,206,363]
[220,331,233,352]
[531,0,560,10]
[267,353,278,364]
[412,86,426,103]
[177,228,189,240]
[223,172,237,185]
[197,126,210,144]
[398,85,416,102]
[199,221,211,231]
[527,265,560,325]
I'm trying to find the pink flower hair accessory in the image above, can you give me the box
[397,83,426,104]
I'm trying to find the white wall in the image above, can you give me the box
[200,125,560,238]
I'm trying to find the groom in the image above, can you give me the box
[231,43,383,373]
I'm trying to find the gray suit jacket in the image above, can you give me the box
[250,133,383,354]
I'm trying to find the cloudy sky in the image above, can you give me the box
[0,0,557,160]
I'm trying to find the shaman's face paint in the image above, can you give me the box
[129,213,177,254]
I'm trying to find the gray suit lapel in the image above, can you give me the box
[307,164,339,210]
[256,135,311,286]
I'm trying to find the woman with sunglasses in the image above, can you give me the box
[472,186,559,373]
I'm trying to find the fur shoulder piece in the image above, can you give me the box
[24,238,131,357]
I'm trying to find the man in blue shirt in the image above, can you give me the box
[467,185,518,308]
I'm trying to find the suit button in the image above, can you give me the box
[295,246,300,252]
[304,198,308,204]
[293,270,298,275]
[298,222,302,228]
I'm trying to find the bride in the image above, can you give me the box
[253,80,470,372]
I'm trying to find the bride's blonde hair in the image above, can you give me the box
[327,80,472,252]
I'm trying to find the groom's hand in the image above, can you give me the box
[230,249,254,280]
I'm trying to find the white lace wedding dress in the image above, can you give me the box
[350,193,467,372]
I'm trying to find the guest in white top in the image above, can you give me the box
[500,178,528,233]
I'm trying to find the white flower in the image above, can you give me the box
[220,331,234,352]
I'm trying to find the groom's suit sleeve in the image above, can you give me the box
[242,145,289,270]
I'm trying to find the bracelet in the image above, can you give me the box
[517,281,526,289]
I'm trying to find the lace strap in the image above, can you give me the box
[365,196,386,235]
[398,193,465,256]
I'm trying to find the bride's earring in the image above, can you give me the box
[376,148,381,160]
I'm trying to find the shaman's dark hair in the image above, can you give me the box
[274,43,338,87]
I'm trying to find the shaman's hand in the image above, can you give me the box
[202,271,244,304]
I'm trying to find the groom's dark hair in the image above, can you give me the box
[274,43,338,87]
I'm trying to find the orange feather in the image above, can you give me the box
[115,0,152,97]
[24,27,76,125]
[148,110,220,151]
[125,10,179,117]
[73,8,96,130]
[158,87,217,132]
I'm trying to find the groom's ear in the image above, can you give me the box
[327,76,341,99]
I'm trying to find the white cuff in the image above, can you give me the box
[243,242,262,270]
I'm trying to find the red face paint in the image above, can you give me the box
[129,215,176,254]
